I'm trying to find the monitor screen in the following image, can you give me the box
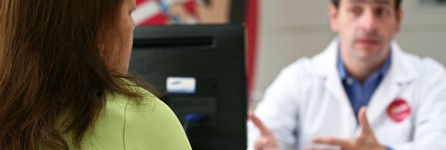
[129,25,247,150]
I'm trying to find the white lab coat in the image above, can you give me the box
[248,38,446,150]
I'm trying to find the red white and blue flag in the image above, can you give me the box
[134,0,198,25]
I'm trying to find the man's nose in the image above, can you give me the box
[359,10,378,33]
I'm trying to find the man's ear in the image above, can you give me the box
[329,4,339,33]
[395,9,403,33]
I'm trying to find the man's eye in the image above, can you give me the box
[350,7,362,15]
[376,8,389,17]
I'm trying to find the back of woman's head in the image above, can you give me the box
[0,0,139,149]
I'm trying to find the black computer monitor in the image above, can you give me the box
[129,25,247,150]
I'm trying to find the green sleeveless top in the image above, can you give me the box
[63,86,191,150]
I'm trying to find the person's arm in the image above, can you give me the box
[248,61,305,150]
[123,91,192,150]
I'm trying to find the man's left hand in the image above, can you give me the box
[304,107,387,150]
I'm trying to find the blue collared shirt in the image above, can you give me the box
[337,50,392,117]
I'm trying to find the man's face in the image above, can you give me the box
[329,0,402,62]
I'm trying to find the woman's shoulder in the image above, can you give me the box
[102,86,192,150]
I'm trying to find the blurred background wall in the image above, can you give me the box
[251,0,446,106]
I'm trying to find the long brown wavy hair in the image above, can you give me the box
[0,0,148,149]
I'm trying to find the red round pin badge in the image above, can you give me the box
[387,98,411,123]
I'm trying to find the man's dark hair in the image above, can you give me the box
[331,0,402,10]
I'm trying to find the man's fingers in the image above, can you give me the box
[303,145,340,150]
[253,137,267,150]
[312,136,350,148]
[248,111,272,136]
[249,112,280,150]
[302,147,323,150]
[358,107,372,136]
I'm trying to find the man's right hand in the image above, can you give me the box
[248,112,280,150]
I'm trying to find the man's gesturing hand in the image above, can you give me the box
[304,107,387,150]
[249,112,280,150]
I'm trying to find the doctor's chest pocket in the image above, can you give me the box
[374,108,414,144]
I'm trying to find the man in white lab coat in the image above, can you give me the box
[248,0,446,150]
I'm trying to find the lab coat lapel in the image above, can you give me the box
[366,42,418,127]
[366,68,400,127]
[314,38,356,126]
[324,64,358,134]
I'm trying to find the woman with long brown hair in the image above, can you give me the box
[0,0,191,149]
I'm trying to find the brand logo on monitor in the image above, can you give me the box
[166,77,196,94]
